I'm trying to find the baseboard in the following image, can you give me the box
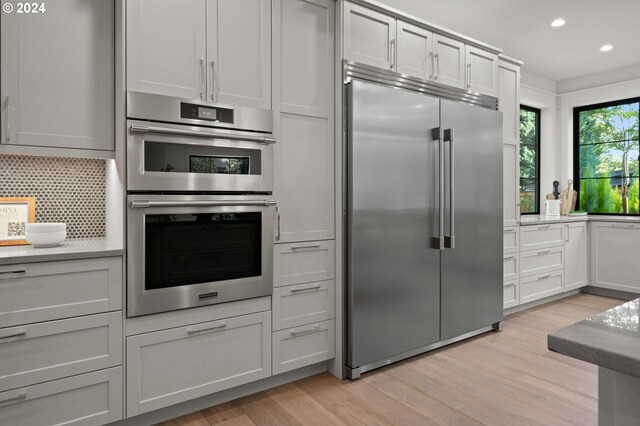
[580,286,638,301]
[112,363,328,426]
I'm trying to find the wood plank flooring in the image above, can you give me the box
[159,294,622,426]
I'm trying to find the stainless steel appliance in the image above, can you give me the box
[126,92,277,317]
[345,62,503,379]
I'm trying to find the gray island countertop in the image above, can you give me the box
[520,214,640,225]
[548,298,640,378]
[0,238,123,265]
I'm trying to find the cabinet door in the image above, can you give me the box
[432,34,465,89]
[344,2,395,70]
[207,0,271,108]
[503,142,519,226]
[591,223,640,293]
[126,311,271,417]
[499,60,520,224]
[465,46,499,97]
[273,0,335,243]
[565,222,588,291]
[396,21,433,80]
[1,0,113,150]
[127,0,206,99]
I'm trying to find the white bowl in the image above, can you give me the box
[25,223,67,248]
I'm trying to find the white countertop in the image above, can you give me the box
[0,238,123,265]
[519,215,640,225]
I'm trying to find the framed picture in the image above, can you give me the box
[0,197,36,246]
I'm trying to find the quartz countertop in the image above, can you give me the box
[519,214,640,225]
[0,238,123,265]
[548,298,640,378]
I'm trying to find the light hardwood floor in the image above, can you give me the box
[159,294,622,426]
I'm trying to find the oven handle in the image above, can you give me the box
[130,199,277,209]
[129,123,276,145]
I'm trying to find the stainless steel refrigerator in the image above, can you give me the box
[345,68,503,379]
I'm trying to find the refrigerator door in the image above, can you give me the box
[347,80,441,369]
[440,99,503,340]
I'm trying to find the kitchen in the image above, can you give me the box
[0,0,639,425]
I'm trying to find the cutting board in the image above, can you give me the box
[560,180,577,214]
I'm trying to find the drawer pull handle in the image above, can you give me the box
[0,330,26,341]
[290,325,321,337]
[538,225,551,230]
[290,244,321,251]
[504,255,516,260]
[290,284,322,293]
[187,322,227,335]
[0,391,27,405]
[504,283,516,289]
[0,267,27,278]
[538,250,551,255]
[537,274,551,280]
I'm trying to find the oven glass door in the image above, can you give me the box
[127,120,274,193]
[127,196,275,317]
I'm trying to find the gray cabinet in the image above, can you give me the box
[498,58,520,227]
[273,0,335,243]
[396,21,433,80]
[432,33,465,89]
[127,0,271,108]
[465,45,499,97]
[1,0,114,152]
[343,2,396,70]
[591,222,640,293]
[565,222,588,291]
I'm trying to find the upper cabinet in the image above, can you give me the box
[1,0,114,153]
[465,45,499,97]
[127,0,271,109]
[343,2,500,97]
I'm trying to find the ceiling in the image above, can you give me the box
[375,0,640,83]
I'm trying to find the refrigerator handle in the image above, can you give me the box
[444,128,455,249]
[432,127,445,250]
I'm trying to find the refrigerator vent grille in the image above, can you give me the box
[344,61,499,111]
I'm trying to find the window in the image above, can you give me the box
[520,105,540,214]
[574,98,639,215]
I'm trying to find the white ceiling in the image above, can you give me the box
[375,0,640,83]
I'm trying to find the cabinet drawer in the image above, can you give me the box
[519,224,564,251]
[503,280,519,309]
[0,367,123,426]
[274,240,335,287]
[0,257,122,328]
[126,311,271,417]
[503,226,519,254]
[503,253,519,281]
[520,246,564,278]
[520,270,564,304]
[0,312,122,393]
[273,320,335,375]
[273,280,335,331]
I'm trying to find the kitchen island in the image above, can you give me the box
[548,298,640,426]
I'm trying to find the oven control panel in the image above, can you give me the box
[180,103,234,124]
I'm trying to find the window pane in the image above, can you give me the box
[576,99,640,215]
[520,144,537,179]
[520,109,538,146]
[520,179,537,214]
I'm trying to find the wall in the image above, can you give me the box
[0,154,106,238]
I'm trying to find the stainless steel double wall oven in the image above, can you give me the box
[126,92,277,317]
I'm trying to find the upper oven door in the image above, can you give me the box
[127,194,276,317]
[127,120,275,193]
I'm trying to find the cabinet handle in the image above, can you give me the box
[3,96,11,143]
[199,58,205,100]
[210,61,216,102]
[504,283,516,289]
[429,52,434,79]
[0,391,27,405]
[538,225,551,230]
[275,206,281,241]
[290,243,321,251]
[187,322,227,335]
[434,53,440,80]
[504,255,516,260]
[0,266,27,279]
[290,325,321,337]
[537,274,551,280]
[467,63,471,88]
[0,329,27,341]
[565,224,570,242]
[537,250,551,255]
[390,39,396,70]
[290,284,322,293]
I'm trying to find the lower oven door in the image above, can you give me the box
[127,194,276,317]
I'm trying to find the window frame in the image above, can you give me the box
[573,96,640,216]
[520,104,541,215]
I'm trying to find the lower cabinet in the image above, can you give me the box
[520,270,564,305]
[272,319,335,375]
[126,311,271,417]
[565,222,588,291]
[0,367,123,425]
[272,280,335,331]
[503,279,519,309]
[591,222,640,293]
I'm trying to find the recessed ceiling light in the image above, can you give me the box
[600,44,613,52]
[551,18,566,27]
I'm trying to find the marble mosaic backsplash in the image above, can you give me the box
[0,154,106,239]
